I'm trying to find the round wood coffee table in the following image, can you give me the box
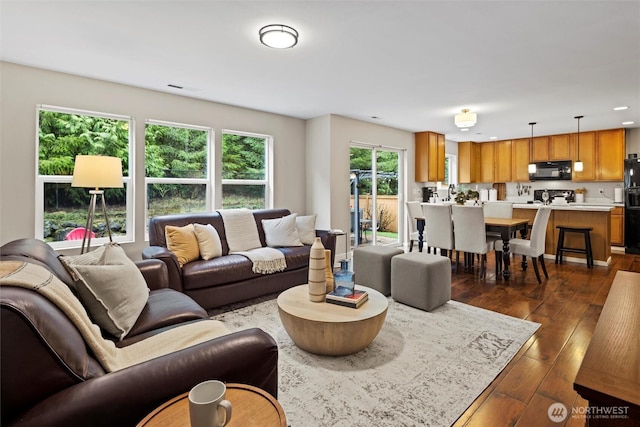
[136,383,286,427]
[277,285,388,356]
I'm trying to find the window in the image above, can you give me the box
[221,130,273,209]
[439,154,457,189]
[36,105,133,248]
[145,120,212,224]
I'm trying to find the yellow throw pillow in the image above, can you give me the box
[165,224,200,267]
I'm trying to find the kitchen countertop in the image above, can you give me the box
[513,203,614,212]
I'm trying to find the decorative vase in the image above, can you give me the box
[333,259,355,296]
[308,237,326,302]
[324,249,334,293]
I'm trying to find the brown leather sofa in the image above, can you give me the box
[143,208,336,310]
[0,238,279,427]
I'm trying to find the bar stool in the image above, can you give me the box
[555,226,594,268]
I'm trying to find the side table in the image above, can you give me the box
[136,383,286,427]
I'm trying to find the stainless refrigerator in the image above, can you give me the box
[625,158,640,254]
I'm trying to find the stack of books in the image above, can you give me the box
[326,287,368,308]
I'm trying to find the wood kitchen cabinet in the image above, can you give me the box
[494,140,512,182]
[549,134,572,160]
[512,138,531,182]
[458,141,478,183]
[596,128,625,181]
[532,136,550,161]
[611,206,624,246]
[571,131,596,181]
[415,131,445,182]
[479,142,495,183]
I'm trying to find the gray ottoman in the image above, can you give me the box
[353,246,404,296]
[391,252,451,311]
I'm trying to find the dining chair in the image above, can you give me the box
[406,201,423,252]
[483,201,514,239]
[495,207,552,284]
[421,204,454,259]
[451,205,499,278]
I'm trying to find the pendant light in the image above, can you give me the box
[528,122,537,174]
[574,115,584,172]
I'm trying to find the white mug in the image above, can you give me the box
[188,380,232,427]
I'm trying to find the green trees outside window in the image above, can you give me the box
[37,107,132,243]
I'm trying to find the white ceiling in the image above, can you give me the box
[1,1,639,142]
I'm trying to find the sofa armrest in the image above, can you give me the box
[142,246,184,292]
[135,259,169,291]
[7,328,278,427]
[316,229,337,267]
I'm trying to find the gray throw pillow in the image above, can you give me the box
[60,244,149,340]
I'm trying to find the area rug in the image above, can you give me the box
[213,298,539,427]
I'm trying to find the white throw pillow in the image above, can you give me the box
[262,214,303,247]
[193,223,223,260]
[295,214,317,245]
[60,244,150,340]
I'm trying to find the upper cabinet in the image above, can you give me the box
[596,128,625,181]
[549,134,572,160]
[533,135,571,161]
[532,136,551,161]
[512,138,531,182]
[457,127,625,184]
[458,141,478,183]
[479,141,495,183]
[415,131,445,182]
[494,140,512,183]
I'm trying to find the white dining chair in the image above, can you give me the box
[495,207,552,283]
[421,204,454,259]
[406,201,423,252]
[451,205,499,278]
[483,202,514,239]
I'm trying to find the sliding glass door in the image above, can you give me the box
[350,144,402,247]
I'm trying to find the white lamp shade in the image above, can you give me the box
[72,155,123,189]
[574,161,584,172]
[528,163,537,174]
[454,109,477,128]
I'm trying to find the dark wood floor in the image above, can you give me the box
[450,250,640,427]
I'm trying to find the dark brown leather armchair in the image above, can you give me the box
[1,238,279,427]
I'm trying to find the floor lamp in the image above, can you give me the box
[71,155,123,253]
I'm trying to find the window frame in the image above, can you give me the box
[144,119,214,233]
[438,153,458,189]
[35,104,135,250]
[221,129,274,209]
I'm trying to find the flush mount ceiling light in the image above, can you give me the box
[259,24,298,49]
[454,109,477,128]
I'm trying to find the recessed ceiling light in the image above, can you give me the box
[460,128,469,132]
[613,106,629,111]
[489,136,498,140]
[259,24,298,49]
[622,121,635,125]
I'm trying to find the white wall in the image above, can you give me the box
[306,115,414,257]
[627,128,640,157]
[0,62,307,258]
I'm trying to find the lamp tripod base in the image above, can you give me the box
[81,190,113,254]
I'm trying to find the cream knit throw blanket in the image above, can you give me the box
[218,208,287,274]
[0,261,231,372]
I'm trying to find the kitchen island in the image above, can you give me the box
[513,203,614,266]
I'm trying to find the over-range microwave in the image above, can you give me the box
[529,160,572,181]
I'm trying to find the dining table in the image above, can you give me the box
[416,216,530,279]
